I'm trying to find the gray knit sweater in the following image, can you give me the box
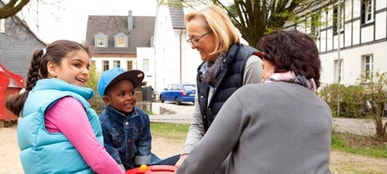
[177,82,332,174]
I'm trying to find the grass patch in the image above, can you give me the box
[331,132,387,158]
[151,122,189,140]
[144,109,154,115]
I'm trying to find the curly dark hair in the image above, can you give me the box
[258,29,321,88]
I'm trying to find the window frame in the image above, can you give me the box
[96,37,107,47]
[114,33,128,48]
[103,60,109,71]
[333,3,345,35]
[362,54,374,78]
[94,33,108,47]
[335,58,344,83]
[143,59,149,72]
[361,0,374,24]
[113,60,121,68]
[127,60,133,70]
[310,12,321,40]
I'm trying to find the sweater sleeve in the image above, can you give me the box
[182,95,205,153]
[243,55,263,84]
[46,97,124,174]
[177,90,246,174]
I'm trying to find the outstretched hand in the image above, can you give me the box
[174,154,188,170]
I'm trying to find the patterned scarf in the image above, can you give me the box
[264,71,317,92]
[200,53,226,86]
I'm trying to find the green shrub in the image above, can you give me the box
[85,66,105,114]
[319,71,387,139]
[318,83,345,117]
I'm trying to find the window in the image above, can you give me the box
[127,60,133,70]
[103,61,109,71]
[114,33,128,47]
[150,36,154,47]
[117,38,126,47]
[362,55,374,78]
[0,19,5,33]
[96,38,107,47]
[143,59,149,72]
[94,32,108,47]
[333,4,344,34]
[335,59,343,83]
[310,13,321,40]
[113,60,121,68]
[361,0,374,24]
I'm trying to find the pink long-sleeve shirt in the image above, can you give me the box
[45,97,124,174]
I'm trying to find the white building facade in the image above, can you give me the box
[298,0,387,86]
[153,3,201,93]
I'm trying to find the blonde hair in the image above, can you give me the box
[185,5,240,55]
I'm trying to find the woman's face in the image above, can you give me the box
[48,49,90,86]
[262,59,275,82]
[186,17,218,62]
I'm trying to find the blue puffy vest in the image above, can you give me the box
[18,78,102,174]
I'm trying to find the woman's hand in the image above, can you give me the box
[174,154,188,169]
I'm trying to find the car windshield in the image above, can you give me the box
[183,84,196,91]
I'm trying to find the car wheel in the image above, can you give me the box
[160,95,164,103]
[175,97,181,105]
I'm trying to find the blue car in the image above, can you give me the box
[160,83,196,105]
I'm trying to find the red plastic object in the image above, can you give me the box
[0,64,24,122]
[125,165,175,174]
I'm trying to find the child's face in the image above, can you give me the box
[103,80,136,114]
[48,49,90,86]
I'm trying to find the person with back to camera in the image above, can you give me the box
[5,40,124,173]
[97,68,179,171]
[174,5,263,171]
[176,29,332,174]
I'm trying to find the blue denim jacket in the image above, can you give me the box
[100,105,153,169]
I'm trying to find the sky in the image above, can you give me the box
[18,0,157,43]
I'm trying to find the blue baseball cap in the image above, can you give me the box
[97,68,144,96]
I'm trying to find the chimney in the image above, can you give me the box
[128,10,133,32]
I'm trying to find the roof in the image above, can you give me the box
[0,1,47,45]
[168,1,185,29]
[85,14,156,54]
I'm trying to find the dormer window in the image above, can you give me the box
[114,33,128,48]
[117,38,125,46]
[97,38,105,47]
[94,32,108,47]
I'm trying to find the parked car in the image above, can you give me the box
[160,83,196,105]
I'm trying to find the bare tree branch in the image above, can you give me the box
[182,0,336,48]
[0,0,30,19]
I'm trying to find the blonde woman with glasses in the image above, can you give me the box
[177,29,332,174]
[175,5,262,172]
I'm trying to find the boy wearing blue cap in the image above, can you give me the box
[97,68,160,170]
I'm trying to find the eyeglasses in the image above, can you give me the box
[186,31,211,46]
